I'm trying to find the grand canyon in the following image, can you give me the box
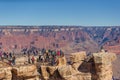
[0,26,120,80]
[0,26,120,54]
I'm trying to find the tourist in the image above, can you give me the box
[45,51,50,62]
[51,55,56,66]
[9,52,12,59]
[0,51,2,60]
[6,52,9,59]
[3,52,7,59]
[28,54,31,64]
[31,55,35,64]
[12,55,16,65]
[41,55,45,63]
[51,50,56,56]
[60,50,64,57]
[38,54,41,62]
[57,50,60,56]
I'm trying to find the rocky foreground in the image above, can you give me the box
[0,51,116,80]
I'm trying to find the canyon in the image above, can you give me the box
[0,26,120,79]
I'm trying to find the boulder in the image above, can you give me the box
[15,56,28,65]
[58,65,91,80]
[93,52,116,80]
[47,66,58,76]
[12,64,39,80]
[70,51,86,70]
[58,65,77,79]
[70,51,86,63]
[0,66,12,80]
[93,52,116,64]
[40,66,49,80]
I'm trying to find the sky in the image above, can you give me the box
[0,0,120,26]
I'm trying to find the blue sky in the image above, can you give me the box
[0,0,120,26]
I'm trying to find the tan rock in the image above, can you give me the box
[93,52,116,80]
[15,56,28,65]
[57,56,67,66]
[40,66,49,80]
[12,64,39,80]
[47,66,57,76]
[0,66,12,80]
[70,51,86,70]
[58,65,77,79]
[70,51,86,63]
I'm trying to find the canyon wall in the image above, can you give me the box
[1,26,120,54]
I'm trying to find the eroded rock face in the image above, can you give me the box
[15,56,28,65]
[39,66,50,80]
[0,61,12,80]
[93,52,116,80]
[57,56,67,66]
[58,65,78,79]
[0,67,12,80]
[12,64,39,80]
[0,51,116,80]
[70,51,86,70]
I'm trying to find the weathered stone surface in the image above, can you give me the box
[0,63,12,80]
[40,66,50,80]
[58,65,78,79]
[57,56,67,66]
[67,73,91,80]
[15,56,28,65]
[93,52,116,80]
[47,66,58,76]
[0,51,116,80]
[58,65,91,80]
[12,64,39,80]
[70,51,86,70]
[70,51,86,63]
[93,52,116,64]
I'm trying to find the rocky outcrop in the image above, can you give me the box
[15,56,28,65]
[57,56,67,66]
[0,51,117,80]
[39,56,67,80]
[93,52,116,80]
[39,66,50,80]
[70,51,86,70]
[0,61,12,80]
[12,64,39,80]
[57,51,116,80]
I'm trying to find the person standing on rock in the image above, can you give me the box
[9,52,12,59]
[12,55,16,65]
[31,55,35,64]
[57,50,60,56]
[0,51,2,60]
[60,50,64,57]
[28,54,31,64]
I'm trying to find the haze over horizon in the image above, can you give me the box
[0,0,120,26]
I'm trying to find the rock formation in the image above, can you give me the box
[0,61,12,80]
[0,51,117,80]
[93,52,116,80]
[12,65,39,80]
[57,51,116,80]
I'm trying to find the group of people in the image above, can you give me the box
[38,48,64,66]
[0,51,16,65]
[22,48,64,66]
[0,47,65,66]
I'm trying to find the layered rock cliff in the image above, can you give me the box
[0,26,120,54]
